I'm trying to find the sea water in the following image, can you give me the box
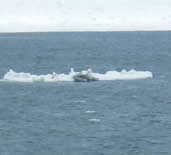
[0,32,171,155]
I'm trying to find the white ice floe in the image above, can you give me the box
[88,119,101,122]
[2,68,152,83]
[86,110,96,114]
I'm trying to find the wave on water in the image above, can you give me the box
[2,68,152,82]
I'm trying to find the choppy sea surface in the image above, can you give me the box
[0,32,171,155]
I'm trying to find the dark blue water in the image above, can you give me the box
[0,32,171,155]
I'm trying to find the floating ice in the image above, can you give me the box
[86,110,96,114]
[88,119,101,122]
[2,68,152,83]
[93,69,153,81]
[3,69,74,82]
